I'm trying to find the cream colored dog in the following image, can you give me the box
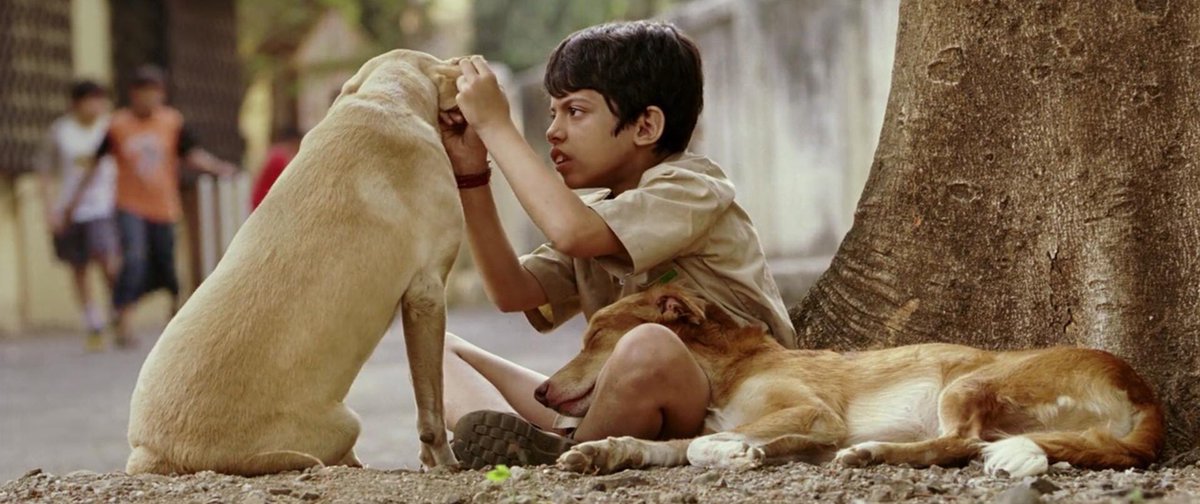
[549,286,1163,477]
[126,49,464,476]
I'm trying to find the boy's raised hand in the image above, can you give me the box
[455,56,512,134]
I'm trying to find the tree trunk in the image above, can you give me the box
[791,0,1200,461]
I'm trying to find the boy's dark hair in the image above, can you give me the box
[130,65,166,89]
[70,80,107,103]
[544,21,703,155]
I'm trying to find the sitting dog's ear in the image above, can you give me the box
[427,57,465,111]
[657,291,706,325]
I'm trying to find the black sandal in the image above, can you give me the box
[451,410,578,470]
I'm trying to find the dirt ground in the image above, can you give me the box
[5,310,1199,503]
[0,309,584,481]
[3,459,1200,503]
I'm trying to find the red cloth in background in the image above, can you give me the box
[250,145,295,210]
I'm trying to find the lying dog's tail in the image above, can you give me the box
[1023,401,1164,470]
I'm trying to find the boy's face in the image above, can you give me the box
[546,90,641,190]
[73,95,110,121]
[129,85,166,115]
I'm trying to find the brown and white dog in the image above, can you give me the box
[550,286,1164,477]
[126,50,464,476]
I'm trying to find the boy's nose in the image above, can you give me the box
[545,120,565,144]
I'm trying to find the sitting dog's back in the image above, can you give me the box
[127,50,463,475]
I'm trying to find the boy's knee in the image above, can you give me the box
[606,324,690,385]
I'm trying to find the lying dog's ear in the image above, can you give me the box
[657,291,706,325]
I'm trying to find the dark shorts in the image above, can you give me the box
[53,217,120,266]
[113,211,180,309]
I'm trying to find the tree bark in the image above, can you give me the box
[791,0,1200,461]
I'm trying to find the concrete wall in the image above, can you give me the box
[0,180,22,333]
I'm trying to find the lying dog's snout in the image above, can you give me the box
[534,381,550,407]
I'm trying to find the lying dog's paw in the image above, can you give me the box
[983,436,1048,478]
[834,441,883,467]
[557,440,618,474]
[686,434,764,470]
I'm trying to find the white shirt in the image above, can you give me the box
[35,114,117,223]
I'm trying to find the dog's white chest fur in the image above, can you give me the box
[704,376,772,433]
[845,378,942,444]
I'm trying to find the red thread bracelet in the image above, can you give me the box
[455,168,491,189]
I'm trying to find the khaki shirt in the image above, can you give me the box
[520,152,797,349]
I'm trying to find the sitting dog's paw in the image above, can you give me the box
[557,440,617,474]
[834,441,883,467]
[983,436,1048,478]
[686,434,765,470]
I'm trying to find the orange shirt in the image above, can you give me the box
[106,107,185,223]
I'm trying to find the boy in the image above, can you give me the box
[439,21,796,468]
[66,65,237,348]
[35,81,120,351]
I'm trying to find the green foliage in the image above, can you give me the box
[485,464,511,483]
[237,0,691,79]
[237,0,433,79]
[472,0,690,71]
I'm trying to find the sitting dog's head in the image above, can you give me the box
[536,285,729,417]
[334,49,465,119]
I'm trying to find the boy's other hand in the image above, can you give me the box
[455,56,512,134]
[439,110,488,175]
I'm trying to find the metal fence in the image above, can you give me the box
[194,173,251,279]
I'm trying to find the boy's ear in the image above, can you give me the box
[632,106,665,148]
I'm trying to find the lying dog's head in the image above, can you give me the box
[334,49,465,119]
[536,285,731,417]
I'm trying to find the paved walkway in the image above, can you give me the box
[0,308,584,482]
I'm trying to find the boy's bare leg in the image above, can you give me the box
[100,252,120,290]
[442,333,561,430]
[71,263,105,351]
[70,264,92,311]
[571,324,709,442]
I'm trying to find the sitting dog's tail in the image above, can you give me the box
[243,449,327,474]
[126,445,181,475]
[125,445,328,476]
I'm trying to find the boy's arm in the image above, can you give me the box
[477,124,623,259]
[440,110,547,313]
[179,125,237,176]
[455,56,624,259]
[459,186,548,312]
